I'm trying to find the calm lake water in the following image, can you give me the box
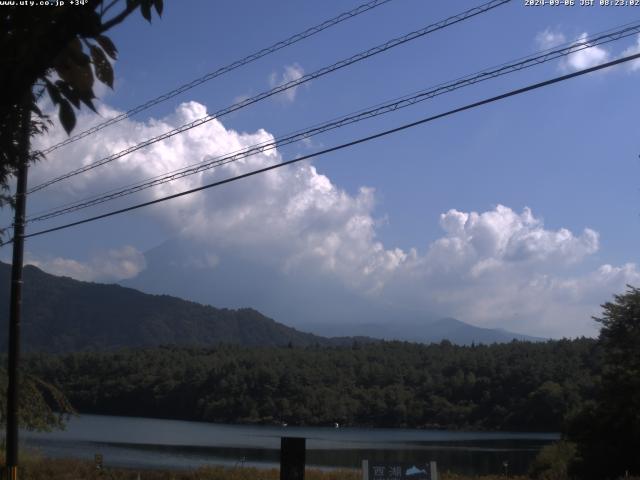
[22,414,559,475]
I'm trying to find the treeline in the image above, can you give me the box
[24,339,600,431]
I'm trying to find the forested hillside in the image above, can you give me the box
[1,262,544,350]
[0,262,367,351]
[25,338,600,431]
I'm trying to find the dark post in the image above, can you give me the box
[5,95,31,480]
[280,437,305,480]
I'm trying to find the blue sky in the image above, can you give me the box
[5,0,640,337]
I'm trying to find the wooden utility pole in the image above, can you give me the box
[5,95,31,480]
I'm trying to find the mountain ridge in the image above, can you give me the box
[0,262,367,351]
[0,262,542,351]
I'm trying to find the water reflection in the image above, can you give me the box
[23,414,558,475]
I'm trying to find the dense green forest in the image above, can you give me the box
[25,338,600,432]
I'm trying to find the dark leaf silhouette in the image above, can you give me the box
[96,35,118,60]
[91,45,114,89]
[55,81,80,108]
[58,99,76,134]
[44,79,61,105]
[141,2,152,21]
[154,0,164,16]
[1,0,163,186]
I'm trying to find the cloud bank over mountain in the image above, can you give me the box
[26,101,640,337]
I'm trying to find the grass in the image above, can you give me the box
[0,458,533,480]
[1,452,529,480]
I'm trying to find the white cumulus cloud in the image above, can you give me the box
[622,34,640,71]
[535,29,613,73]
[268,63,305,102]
[535,28,566,50]
[435,206,598,266]
[26,245,146,282]
[394,205,629,337]
[28,101,639,338]
[562,33,610,71]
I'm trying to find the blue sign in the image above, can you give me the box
[367,462,432,480]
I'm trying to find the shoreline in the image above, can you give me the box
[41,411,562,437]
[2,455,531,480]
[52,409,564,434]
[21,414,554,476]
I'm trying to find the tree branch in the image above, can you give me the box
[99,2,138,33]
[101,0,121,19]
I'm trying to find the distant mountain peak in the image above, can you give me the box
[0,262,542,351]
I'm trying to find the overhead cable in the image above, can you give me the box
[38,0,395,155]
[22,51,640,240]
[28,0,511,194]
[25,21,640,223]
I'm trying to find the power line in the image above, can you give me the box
[24,21,640,224]
[22,51,640,240]
[28,0,511,195]
[38,0,394,156]
[29,18,640,224]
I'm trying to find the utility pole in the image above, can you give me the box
[5,95,31,480]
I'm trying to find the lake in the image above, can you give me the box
[22,414,559,475]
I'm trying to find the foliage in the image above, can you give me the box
[0,0,162,211]
[0,452,361,480]
[0,367,75,432]
[23,339,600,431]
[0,452,536,479]
[528,441,576,480]
[566,285,640,479]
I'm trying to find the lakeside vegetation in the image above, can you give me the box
[5,287,639,479]
[6,446,640,480]
[24,338,599,432]
[0,453,532,480]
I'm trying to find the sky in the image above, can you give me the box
[3,0,640,338]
